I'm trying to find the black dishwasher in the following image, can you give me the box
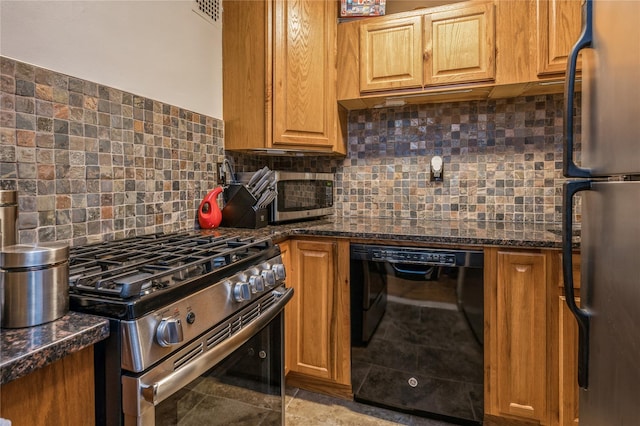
[350,243,485,425]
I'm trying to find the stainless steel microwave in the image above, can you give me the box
[238,171,334,223]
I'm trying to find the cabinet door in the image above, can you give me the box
[288,239,337,380]
[424,1,495,85]
[279,240,292,376]
[559,295,580,426]
[556,252,581,426]
[0,346,95,426]
[537,0,582,76]
[273,0,337,150]
[487,250,548,423]
[285,238,351,398]
[359,15,424,92]
[222,0,270,151]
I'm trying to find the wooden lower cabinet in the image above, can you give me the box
[282,237,352,399]
[553,253,581,426]
[0,346,95,426]
[557,295,580,426]
[485,248,550,424]
[485,248,581,426]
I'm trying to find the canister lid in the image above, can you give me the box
[0,190,16,205]
[0,242,69,268]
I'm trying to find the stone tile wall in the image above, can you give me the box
[0,57,223,246]
[231,93,581,224]
[339,94,581,222]
[1,56,580,248]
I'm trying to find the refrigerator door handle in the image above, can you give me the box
[563,0,593,178]
[562,181,592,389]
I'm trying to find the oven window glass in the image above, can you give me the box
[276,180,333,211]
[155,319,283,425]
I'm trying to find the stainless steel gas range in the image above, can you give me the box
[68,232,292,426]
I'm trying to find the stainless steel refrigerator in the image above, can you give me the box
[562,0,640,424]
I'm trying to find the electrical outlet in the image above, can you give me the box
[430,156,444,182]
[215,162,225,185]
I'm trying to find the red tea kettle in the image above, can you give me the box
[198,187,223,229]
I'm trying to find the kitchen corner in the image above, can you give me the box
[0,0,597,424]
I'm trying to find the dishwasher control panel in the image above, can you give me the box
[351,244,484,268]
[371,249,457,266]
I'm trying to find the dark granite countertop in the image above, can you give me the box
[0,311,110,385]
[214,216,579,249]
[0,217,575,386]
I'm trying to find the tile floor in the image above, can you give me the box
[286,387,457,425]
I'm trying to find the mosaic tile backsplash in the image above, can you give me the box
[231,93,581,224]
[0,57,223,246]
[1,56,580,246]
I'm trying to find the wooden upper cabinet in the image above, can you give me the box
[359,15,424,92]
[424,1,495,85]
[537,0,583,76]
[222,0,269,151]
[273,0,340,151]
[223,0,345,155]
[357,1,495,93]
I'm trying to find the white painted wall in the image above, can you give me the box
[0,0,222,118]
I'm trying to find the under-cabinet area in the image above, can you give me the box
[279,233,581,426]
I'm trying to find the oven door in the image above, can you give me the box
[122,288,292,426]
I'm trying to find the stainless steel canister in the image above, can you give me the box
[0,190,17,249]
[1,242,69,328]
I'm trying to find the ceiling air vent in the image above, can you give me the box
[193,0,221,26]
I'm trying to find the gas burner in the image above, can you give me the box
[68,233,277,304]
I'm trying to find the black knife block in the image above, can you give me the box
[220,184,268,229]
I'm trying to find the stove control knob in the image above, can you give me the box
[249,275,265,293]
[261,269,276,287]
[271,263,286,281]
[233,282,251,302]
[156,318,184,348]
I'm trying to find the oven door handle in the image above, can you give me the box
[140,287,293,406]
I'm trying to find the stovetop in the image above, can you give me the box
[69,232,281,319]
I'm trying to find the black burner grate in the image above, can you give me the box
[69,233,274,300]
